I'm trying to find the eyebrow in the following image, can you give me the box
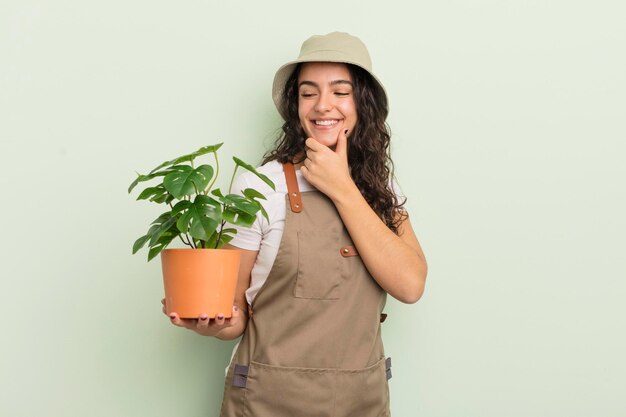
[298,80,354,88]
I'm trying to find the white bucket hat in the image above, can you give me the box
[272,31,388,121]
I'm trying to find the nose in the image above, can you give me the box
[314,91,332,113]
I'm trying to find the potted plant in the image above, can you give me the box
[128,143,274,318]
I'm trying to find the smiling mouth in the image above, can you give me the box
[313,119,341,126]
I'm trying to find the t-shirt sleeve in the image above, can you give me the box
[225,173,263,251]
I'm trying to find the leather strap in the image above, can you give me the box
[283,162,302,213]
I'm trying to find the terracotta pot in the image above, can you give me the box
[161,248,241,319]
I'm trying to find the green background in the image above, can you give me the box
[2,0,625,416]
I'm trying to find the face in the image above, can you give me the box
[297,62,358,148]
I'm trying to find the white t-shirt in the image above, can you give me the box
[227,159,405,306]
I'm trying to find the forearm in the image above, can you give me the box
[332,184,427,303]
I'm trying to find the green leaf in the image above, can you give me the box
[258,204,269,223]
[211,188,224,198]
[241,188,270,223]
[147,225,179,261]
[223,207,256,227]
[242,188,267,200]
[136,186,167,201]
[163,164,214,199]
[150,212,172,225]
[152,193,175,205]
[205,228,236,249]
[133,213,180,260]
[147,246,163,261]
[232,157,276,190]
[175,195,222,240]
[171,200,192,215]
[149,143,224,174]
[148,213,179,247]
[205,232,218,249]
[128,170,170,194]
[217,234,234,248]
[226,194,261,216]
[132,234,150,254]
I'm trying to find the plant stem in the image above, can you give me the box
[228,165,239,194]
[205,151,219,194]
[214,219,227,248]
[180,233,192,247]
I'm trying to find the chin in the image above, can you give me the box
[309,132,339,147]
[317,138,338,147]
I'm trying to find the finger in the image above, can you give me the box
[335,129,348,157]
[196,313,209,329]
[169,312,182,326]
[215,313,226,326]
[169,312,194,329]
[305,137,324,150]
[229,305,240,326]
[300,164,309,178]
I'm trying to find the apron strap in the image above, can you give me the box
[283,162,303,213]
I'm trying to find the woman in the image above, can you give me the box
[164,32,427,416]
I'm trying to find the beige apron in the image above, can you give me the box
[220,162,392,417]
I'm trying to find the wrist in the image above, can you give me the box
[331,181,361,209]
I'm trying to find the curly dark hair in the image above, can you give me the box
[262,63,407,234]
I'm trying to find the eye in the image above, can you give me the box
[300,92,317,98]
[335,92,350,96]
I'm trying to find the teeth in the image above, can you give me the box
[315,120,338,126]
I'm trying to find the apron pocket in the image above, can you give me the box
[295,229,343,300]
[244,361,335,417]
[334,357,390,417]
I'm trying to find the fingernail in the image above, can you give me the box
[233,306,239,312]
[217,314,224,320]
[200,314,208,320]
[169,314,175,320]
